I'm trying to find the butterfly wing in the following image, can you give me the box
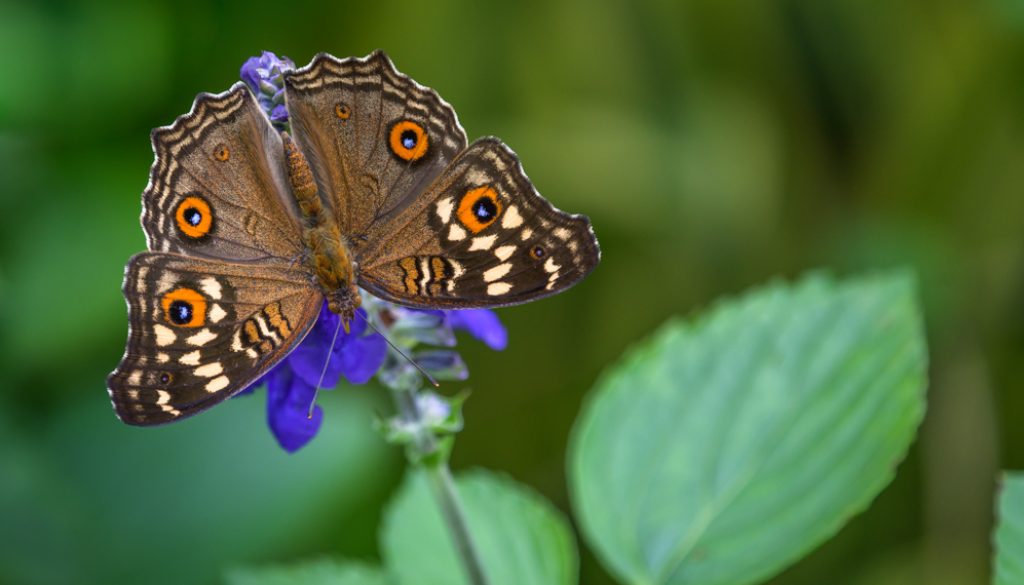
[143,83,303,262]
[355,138,600,308]
[282,50,468,238]
[108,253,322,425]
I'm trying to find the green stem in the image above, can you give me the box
[391,385,490,585]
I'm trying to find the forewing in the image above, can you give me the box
[143,83,303,262]
[108,253,321,425]
[357,138,600,308]
[283,50,468,237]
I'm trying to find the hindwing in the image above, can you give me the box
[108,253,321,425]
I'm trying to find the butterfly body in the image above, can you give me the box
[109,51,600,425]
[284,131,361,326]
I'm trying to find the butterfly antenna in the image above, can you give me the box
[307,316,343,419]
[356,311,440,388]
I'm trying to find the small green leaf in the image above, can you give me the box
[225,558,391,585]
[568,272,927,585]
[994,472,1024,585]
[381,469,577,585]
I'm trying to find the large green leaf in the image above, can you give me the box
[381,469,577,585]
[568,272,927,585]
[225,558,391,585]
[994,472,1024,585]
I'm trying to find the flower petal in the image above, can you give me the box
[270,104,289,123]
[239,56,264,90]
[338,331,387,384]
[266,369,322,453]
[287,306,342,387]
[447,309,507,350]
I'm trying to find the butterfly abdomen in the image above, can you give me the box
[282,132,360,324]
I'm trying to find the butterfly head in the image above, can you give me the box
[326,282,361,333]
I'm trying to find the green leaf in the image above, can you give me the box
[994,472,1024,585]
[225,558,391,585]
[381,469,577,585]
[568,272,927,585]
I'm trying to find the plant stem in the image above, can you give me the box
[391,385,490,585]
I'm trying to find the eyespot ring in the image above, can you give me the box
[161,287,207,328]
[174,195,214,239]
[388,120,429,162]
[335,103,351,120]
[212,143,230,161]
[529,245,546,260]
[457,186,503,234]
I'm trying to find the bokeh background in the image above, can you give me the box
[2,1,1022,584]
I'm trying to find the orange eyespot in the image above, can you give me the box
[388,120,429,162]
[529,245,546,260]
[161,287,207,328]
[213,143,230,161]
[457,186,502,234]
[335,102,351,120]
[174,196,213,239]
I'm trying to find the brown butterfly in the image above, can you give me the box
[108,50,600,425]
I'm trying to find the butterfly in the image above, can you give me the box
[108,50,600,425]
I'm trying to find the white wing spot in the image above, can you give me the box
[187,328,217,346]
[206,375,230,393]
[436,197,454,223]
[156,352,169,363]
[127,371,142,385]
[470,235,496,251]
[487,282,512,296]
[153,324,176,347]
[180,350,201,366]
[483,263,512,283]
[418,257,431,293]
[546,272,561,291]
[519,228,533,241]
[502,206,523,229]
[157,272,177,293]
[448,224,467,241]
[194,362,224,378]
[136,267,149,293]
[253,314,279,343]
[494,245,516,261]
[544,257,561,273]
[553,227,571,241]
[448,259,464,293]
[209,304,227,323]
[156,390,180,415]
[200,277,222,300]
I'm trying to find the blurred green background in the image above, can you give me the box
[1,1,1022,584]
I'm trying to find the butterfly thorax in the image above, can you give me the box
[282,132,360,328]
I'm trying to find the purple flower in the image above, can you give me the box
[255,304,385,452]
[240,51,294,128]
[265,367,322,453]
[289,305,387,387]
[245,300,506,452]
[447,309,508,350]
